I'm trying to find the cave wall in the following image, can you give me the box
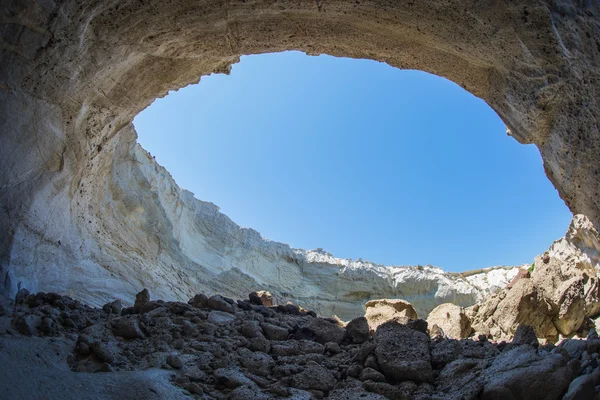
[1,0,600,312]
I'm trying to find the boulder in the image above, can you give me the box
[426,303,471,339]
[562,369,600,400]
[207,295,234,314]
[90,341,119,364]
[15,288,30,304]
[364,299,418,332]
[373,321,433,382]
[166,354,183,369]
[249,291,274,307]
[102,299,123,314]
[260,322,289,341]
[207,310,236,324]
[188,293,208,309]
[470,278,558,342]
[346,316,370,344]
[214,367,255,389]
[132,289,150,313]
[480,345,577,400]
[237,347,274,377]
[271,340,324,357]
[13,315,41,336]
[111,316,144,339]
[359,367,386,382]
[296,318,346,344]
[512,325,539,347]
[290,361,336,392]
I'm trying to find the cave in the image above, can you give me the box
[2,1,600,398]
[2,0,599,306]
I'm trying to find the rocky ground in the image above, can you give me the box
[1,286,600,400]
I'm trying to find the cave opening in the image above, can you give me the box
[134,51,571,273]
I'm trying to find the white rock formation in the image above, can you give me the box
[2,123,538,320]
[547,214,600,269]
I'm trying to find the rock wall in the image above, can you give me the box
[6,124,524,319]
[2,1,600,317]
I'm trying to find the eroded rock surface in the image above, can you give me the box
[2,0,600,324]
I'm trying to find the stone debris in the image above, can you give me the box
[5,288,600,399]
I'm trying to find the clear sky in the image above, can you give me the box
[134,51,572,272]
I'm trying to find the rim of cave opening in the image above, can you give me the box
[133,51,572,273]
[3,0,599,307]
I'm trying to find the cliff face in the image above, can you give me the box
[3,1,600,320]
[3,123,522,319]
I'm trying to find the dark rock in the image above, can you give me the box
[240,322,264,339]
[271,340,324,356]
[184,382,205,395]
[237,300,253,311]
[188,293,208,309]
[112,316,144,339]
[562,339,588,360]
[15,288,30,304]
[207,295,234,313]
[460,338,500,359]
[290,361,336,392]
[325,342,342,355]
[359,367,386,382]
[237,347,274,377]
[166,302,190,315]
[39,317,56,335]
[277,304,303,315]
[364,354,379,371]
[167,354,183,369]
[14,315,41,336]
[249,291,274,307]
[132,289,150,313]
[513,324,539,348]
[252,305,275,318]
[481,345,577,400]
[261,322,289,341]
[354,342,376,364]
[139,301,161,314]
[373,321,433,382]
[247,337,271,353]
[76,341,90,356]
[347,363,363,378]
[431,339,463,368]
[346,316,370,344]
[297,318,346,344]
[214,367,255,389]
[407,319,428,334]
[229,386,271,400]
[102,300,122,314]
[207,310,236,324]
[562,369,600,400]
[90,341,118,364]
[362,381,412,400]
[435,358,484,400]
[330,387,387,399]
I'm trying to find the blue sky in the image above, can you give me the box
[134,51,572,272]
